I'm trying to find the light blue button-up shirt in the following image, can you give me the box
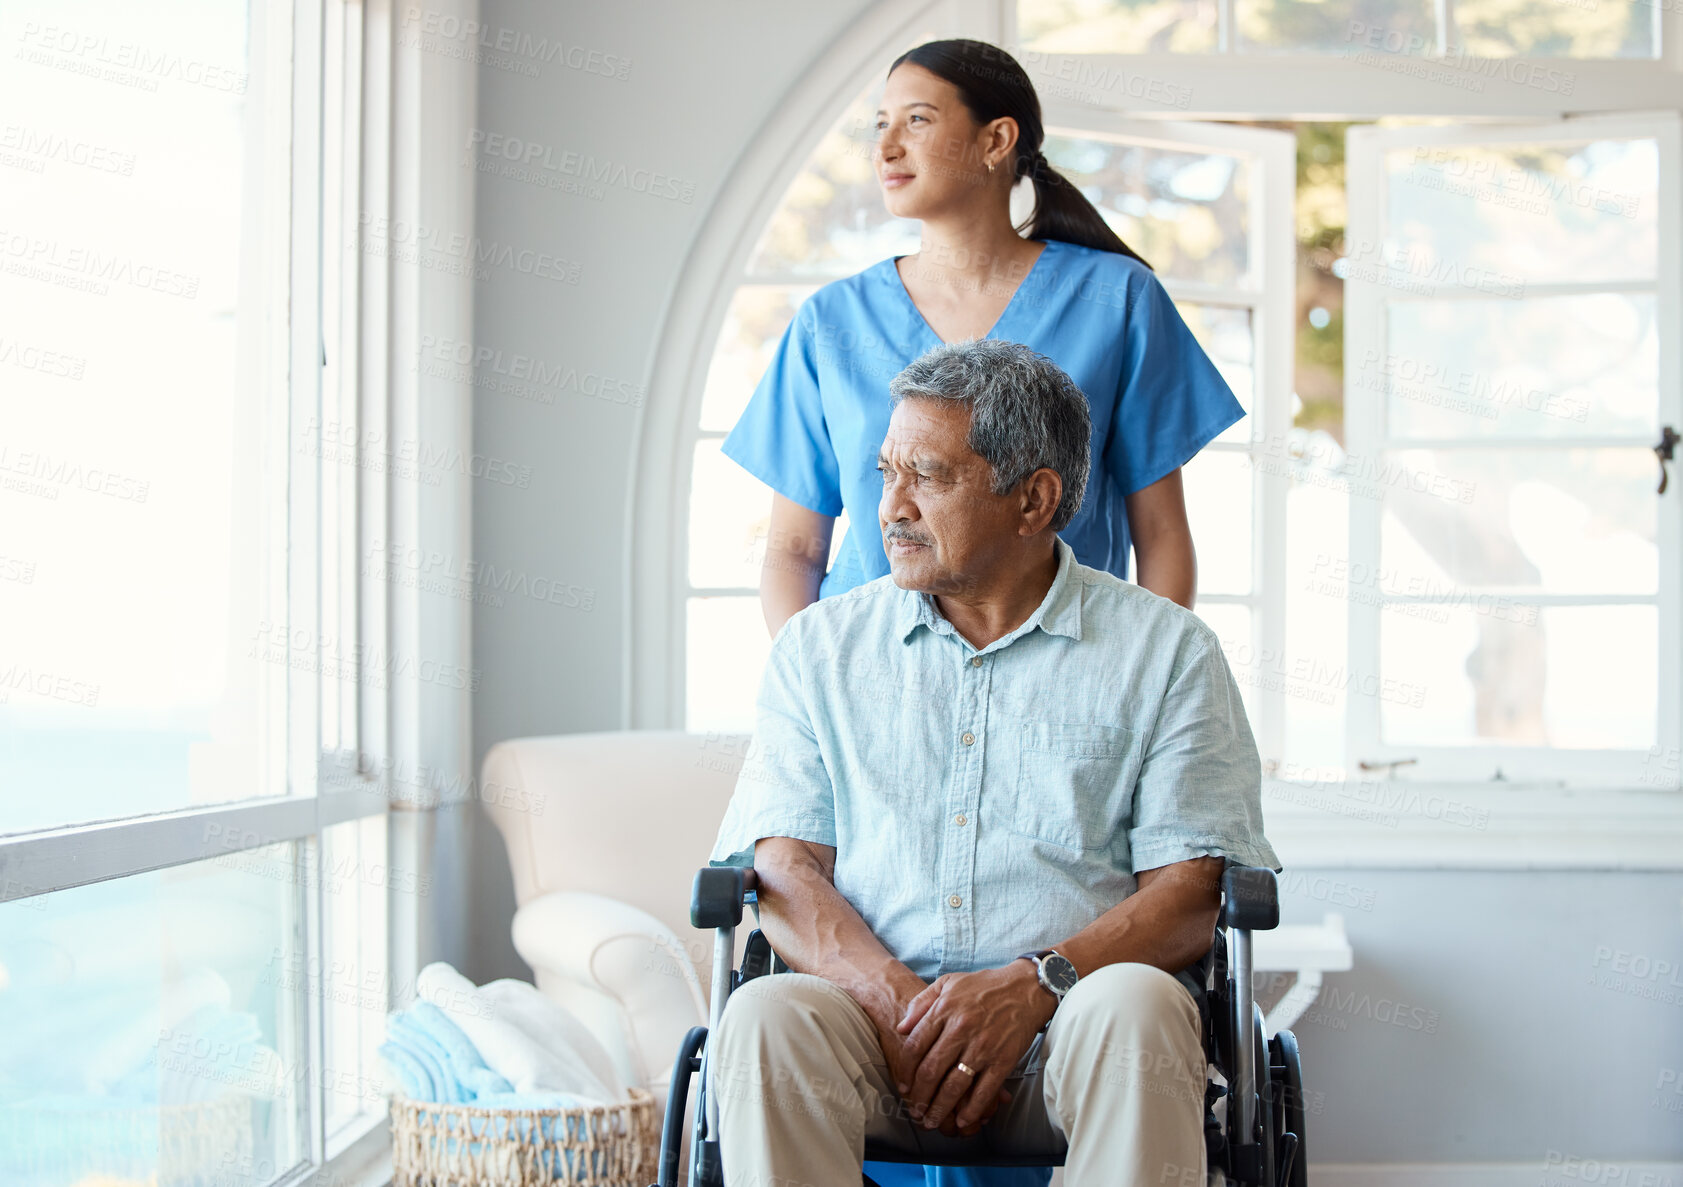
[709,536,1281,986]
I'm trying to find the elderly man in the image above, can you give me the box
[707,339,1279,1187]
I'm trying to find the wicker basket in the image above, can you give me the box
[389,1088,659,1187]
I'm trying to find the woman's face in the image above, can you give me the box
[874,63,1011,222]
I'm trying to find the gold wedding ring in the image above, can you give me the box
[955,1061,977,1077]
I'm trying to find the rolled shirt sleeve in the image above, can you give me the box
[1105,268,1247,498]
[1127,632,1281,873]
[709,620,838,868]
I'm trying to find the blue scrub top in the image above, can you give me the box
[721,237,1245,598]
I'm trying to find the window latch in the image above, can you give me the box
[1356,757,1417,778]
[1656,425,1678,495]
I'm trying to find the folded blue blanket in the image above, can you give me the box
[378,1000,511,1104]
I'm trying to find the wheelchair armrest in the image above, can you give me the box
[1221,864,1280,932]
[691,865,759,929]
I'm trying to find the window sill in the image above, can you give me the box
[1260,779,1683,869]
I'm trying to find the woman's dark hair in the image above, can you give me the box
[886,38,1153,271]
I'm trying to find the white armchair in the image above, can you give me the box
[479,730,752,1117]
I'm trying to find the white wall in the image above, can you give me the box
[459,0,1683,1170]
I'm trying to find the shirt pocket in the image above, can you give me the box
[1011,721,1138,851]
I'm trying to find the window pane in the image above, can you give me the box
[1380,138,1658,287]
[321,816,391,1140]
[1183,450,1253,595]
[690,441,775,589]
[1378,447,1657,594]
[1240,0,1435,54]
[0,1,284,834]
[687,598,772,734]
[1379,605,1656,749]
[1019,0,1219,54]
[1180,304,1254,443]
[831,510,851,573]
[0,849,306,1187]
[1379,293,1658,440]
[1192,603,1260,728]
[1043,135,1250,287]
[1284,460,1352,770]
[745,82,922,279]
[1452,0,1656,58]
[698,286,815,433]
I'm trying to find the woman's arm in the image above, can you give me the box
[1124,468,1198,609]
[759,492,836,638]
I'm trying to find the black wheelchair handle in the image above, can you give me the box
[1221,864,1279,931]
[691,865,759,929]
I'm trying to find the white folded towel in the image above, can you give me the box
[416,962,626,1103]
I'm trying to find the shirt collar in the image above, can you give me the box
[896,535,1083,649]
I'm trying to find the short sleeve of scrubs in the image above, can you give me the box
[1106,268,1246,497]
[719,300,846,518]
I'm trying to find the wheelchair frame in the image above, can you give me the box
[653,862,1306,1187]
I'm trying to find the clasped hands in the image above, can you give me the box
[875,958,1059,1138]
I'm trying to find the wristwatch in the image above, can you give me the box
[1016,948,1079,1007]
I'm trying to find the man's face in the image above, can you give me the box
[877,397,1024,594]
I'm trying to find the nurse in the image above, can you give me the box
[718,37,1241,1187]
[726,38,1244,643]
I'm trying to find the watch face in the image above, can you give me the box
[1041,953,1078,995]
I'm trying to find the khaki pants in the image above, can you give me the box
[710,962,1209,1187]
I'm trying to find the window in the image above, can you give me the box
[1,1,286,833]
[1017,0,1659,58]
[0,2,408,1184]
[1342,113,1680,784]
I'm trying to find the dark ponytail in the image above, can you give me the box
[887,38,1154,272]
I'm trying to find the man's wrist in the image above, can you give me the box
[858,962,927,1033]
[1011,956,1061,1023]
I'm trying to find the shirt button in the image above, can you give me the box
[948,894,963,908]
[971,656,983,667]
[962,731,975,746]
[954,813,967,826]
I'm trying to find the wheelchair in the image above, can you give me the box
[651,861,1307,1187]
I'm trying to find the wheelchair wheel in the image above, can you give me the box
[1269,1029,1307,1187]
[657,1026,707,1187]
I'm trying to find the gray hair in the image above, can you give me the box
[887,339,1091,532]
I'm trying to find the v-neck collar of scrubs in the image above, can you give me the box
[887,237,1056,346]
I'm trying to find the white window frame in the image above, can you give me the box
[1342,110,1683,790]
[1004,0,1683,119]
[0,0,481,1179]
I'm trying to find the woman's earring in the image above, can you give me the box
[986,160,994,173]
